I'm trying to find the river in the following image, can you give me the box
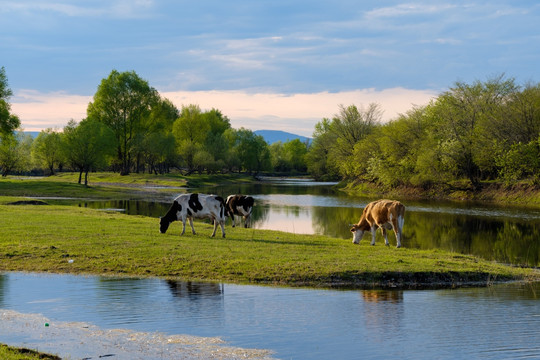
[3,178,539,359]
[1,272,539,360]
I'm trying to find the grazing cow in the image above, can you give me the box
[226,195,254,228]
[350,199,405,248]
[159,193,227,238]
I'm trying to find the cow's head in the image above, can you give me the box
[159,217,171,234]
[350,222,370,244]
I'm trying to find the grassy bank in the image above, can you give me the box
[1,199,538,289]
[342,180,540,207]
[0,344,60,360]
[0,172,254,200]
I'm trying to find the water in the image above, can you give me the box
[1,272,539,359]
[52,178,540,267]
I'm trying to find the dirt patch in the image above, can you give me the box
[7,200,48,205]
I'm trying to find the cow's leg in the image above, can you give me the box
[219,220,226,238]
[210,218,218,237]
[397,215,404,248]
[230,214,236,228]
[393,218,402,248]
[246,214,251,228]
[370,225,377,245]
[180,219,186,236]
[381,226,390,246]
[243,215,248,228]
[188,217,196,234]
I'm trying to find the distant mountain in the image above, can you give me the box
[19,131,40,138]
[255,130,311,144]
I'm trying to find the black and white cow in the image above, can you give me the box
[226,195,254,228]
[159,193,227,238]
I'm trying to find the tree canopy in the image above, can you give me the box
[0,67,20,137]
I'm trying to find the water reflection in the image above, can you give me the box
[361,290,403,303]
[167,280,223,299]
[2,272,539,360]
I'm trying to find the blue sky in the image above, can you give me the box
[2,1,539,136]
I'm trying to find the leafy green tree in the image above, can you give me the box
[135,97,179,173]
[31,128,63,175]
[431,76,517,186]
[282,139,308,172]
[496,139,540,185]
[172,104,208,174]
[0,67,20,136]
[87,70,159,175]
[305,118,339,180]
[62,119,116,185]
[228,128,271,175]
[306,103,381,180]
[269,141,289,172]
[0,132,31,176]
[202,109,231,167]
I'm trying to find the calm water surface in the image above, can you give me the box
[1,272,539,360]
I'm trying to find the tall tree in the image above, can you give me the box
[31,128,63,175]
[62,119,116,185]
[230,128,271,175]
[0,132,32,176]
[135,97,179,173]
[172,104,208,174]
[431,76,517,186]
[306,118,339,180]
[0,66,20,136]
[87,70,158,175]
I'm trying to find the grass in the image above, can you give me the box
[0,344,60,360]
[0,172,257,200]
[1,199,538,288]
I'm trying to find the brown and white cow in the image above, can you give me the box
[350,199,405,248]
[160,193,227,238]
[226,195,254,228]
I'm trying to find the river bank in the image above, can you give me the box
[341,179,540,207]
[1,197,539,289]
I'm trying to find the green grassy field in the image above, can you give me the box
[1,198,538,288]
[0,344,60,360]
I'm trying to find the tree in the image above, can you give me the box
[202,109,231,167]
[431,76,517,186]
[87,70,159,175]
[135,97,179,173]
[282,139,308,172]
[306,118,339,180]
[62,119,116,185]
[0,67,20,136]
[31,128,63,175]
[228,128,271,175]
[172,104,208,174]
[0,132,31,176]
[306,103,381,180]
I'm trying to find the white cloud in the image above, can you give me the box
[12,88,436,136]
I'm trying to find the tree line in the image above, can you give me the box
[1,68,539,188]
[0,69,308,184]
[309,75,540,189]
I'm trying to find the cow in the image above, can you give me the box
[226,195,254,228]
[159,193,227,238]
[350,199,405,248]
